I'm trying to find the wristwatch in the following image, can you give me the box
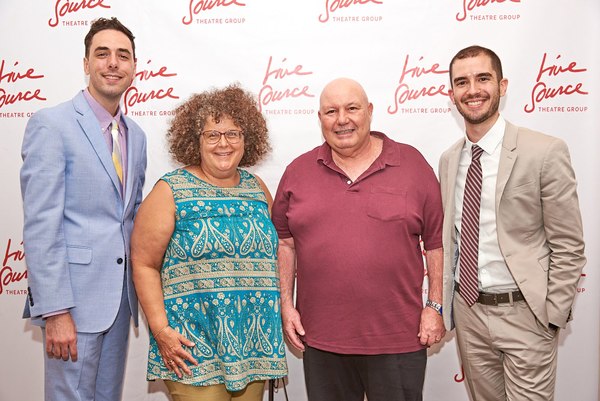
[426,299,443,315]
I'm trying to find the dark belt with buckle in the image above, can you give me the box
[455,283,524,306]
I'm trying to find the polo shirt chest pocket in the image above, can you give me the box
[367,187,407,221]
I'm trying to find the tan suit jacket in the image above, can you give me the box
[439,121,585,330]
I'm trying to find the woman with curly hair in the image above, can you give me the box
[131,84,287,400]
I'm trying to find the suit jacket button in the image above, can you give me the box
[117,258,124,264]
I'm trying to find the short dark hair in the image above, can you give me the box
[84,17,136,59]
[449,45,503,85]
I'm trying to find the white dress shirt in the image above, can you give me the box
[454,116,518,293]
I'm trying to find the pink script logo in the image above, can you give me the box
[183,0,246,25]
[387,55,448,114]
[0,239,27,295]
[258,56,315,112]
[456,0,520,22]
[319,0,383,23]
[0,60,46,109]
[48,0,110,27]
[524,53,588,113]
[123,60,179,115]
[454,365,465,383]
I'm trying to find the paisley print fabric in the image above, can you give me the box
[146,168,287,391]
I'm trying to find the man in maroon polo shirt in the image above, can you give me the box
[272,77,445,401]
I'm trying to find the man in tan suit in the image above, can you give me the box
[439,45,585,401]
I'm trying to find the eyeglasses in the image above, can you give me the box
[200,130,244,144]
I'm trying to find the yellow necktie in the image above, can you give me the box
[111,120,123,183]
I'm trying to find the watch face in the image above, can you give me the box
[427,300,442,314]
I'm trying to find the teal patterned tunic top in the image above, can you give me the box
[146,168,287,391]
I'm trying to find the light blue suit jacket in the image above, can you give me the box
[20,91,147,333]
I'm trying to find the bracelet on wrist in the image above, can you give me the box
[153,324,170,339]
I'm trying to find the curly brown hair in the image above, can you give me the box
[167,84,271,167]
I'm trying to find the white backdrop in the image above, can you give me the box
[1,1,598,400]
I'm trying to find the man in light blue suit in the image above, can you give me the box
[20,18,147,401]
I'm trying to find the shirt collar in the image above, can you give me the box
[317,131,403,167]
[465,116,505,155]
[82,88,124,132]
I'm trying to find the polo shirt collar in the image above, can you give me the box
[317,131,402,167]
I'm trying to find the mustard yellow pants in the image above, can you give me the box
[164,380,265,401]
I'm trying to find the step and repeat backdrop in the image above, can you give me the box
[1,1,598,400]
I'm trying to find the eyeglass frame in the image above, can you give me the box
[200,129,245,144]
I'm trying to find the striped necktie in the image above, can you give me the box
[111,119,123,184]
[458,144,484,306]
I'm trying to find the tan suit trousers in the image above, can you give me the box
[453,291,559,401]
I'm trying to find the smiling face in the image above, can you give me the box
[318,78,373,158]
[84,29,136,115]
[199,115,245,179]
[449,54,507,137]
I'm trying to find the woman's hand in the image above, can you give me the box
[155,326,198,378]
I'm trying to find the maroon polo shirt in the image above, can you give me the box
[272,132,443,354]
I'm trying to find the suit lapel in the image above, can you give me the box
[441,139,464,330]
[123,121,137,208]
[496,122,519,213]
[73,93,124,204]
[442,139,464,265]
[444,139,464,214]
